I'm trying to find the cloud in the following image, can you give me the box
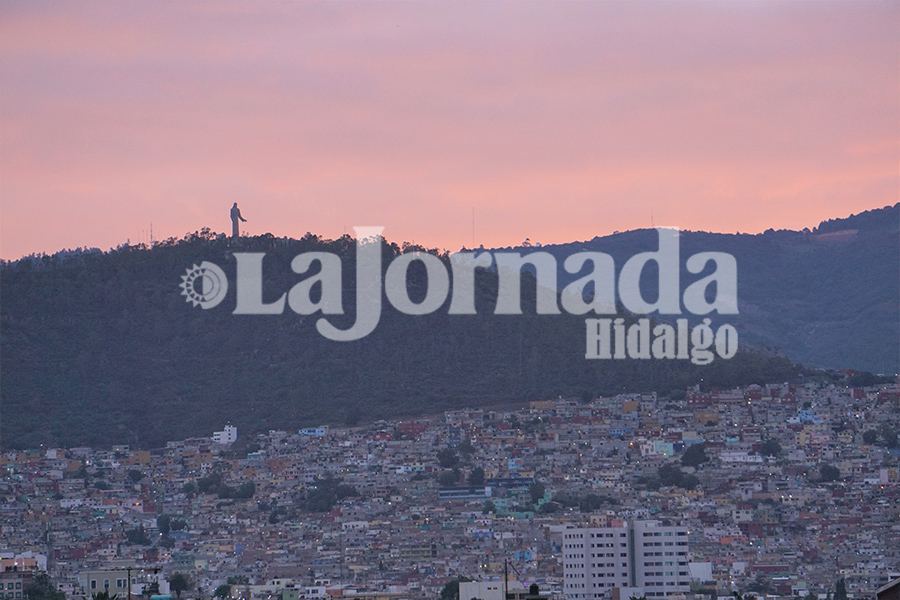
[1,1,897,257]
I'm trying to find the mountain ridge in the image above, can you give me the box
[496,203,899,373]
[1,204,895,449]
[2,231,797,449]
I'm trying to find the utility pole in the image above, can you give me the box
[339,531,345,582]
[503,559,508,600]
[127,567,132,600]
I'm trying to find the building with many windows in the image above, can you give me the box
[212,424,237,444]
[563,520,690,600]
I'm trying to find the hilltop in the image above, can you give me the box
[1,232,796,449]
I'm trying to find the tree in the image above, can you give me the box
[227,482,256,500]
[680,473,699,490]
[658,463,699,490]
[91,594,117,600]
[879,424,898,448]
[482,500,496,514]
[748,575,772,594]
[862,430,878,444]
[529,584,540,596]
[539,501,560,514]
[301,477,358,512]
[681,444,708,467]
[198,472,223,494]
[438,470,459,487]
[157,514,172,535]
[440,580,459,600]
[760,438,782,458]
[819,464,841,482]
[579,493,614,512]
[125,525,150,545]
[468,467,485,486]
[74,460,90,479]
[168,574,191,600]
[529,481,546,504]
[437,448,459,469]
[127,469,144,483]
[24,573,65,600]
[833,578,848,600]
[214,585,230,600]
[658,463,682,486]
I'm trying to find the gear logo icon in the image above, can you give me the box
[179,261,228,309]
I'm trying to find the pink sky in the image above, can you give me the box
[1,1,897,259]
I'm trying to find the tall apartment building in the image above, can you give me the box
[631,520,691,594]
[563,520,691,600]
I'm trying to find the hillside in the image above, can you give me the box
[0,233,797,449]
[499,203,899,374]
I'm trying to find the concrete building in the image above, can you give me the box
[563,520,690,600]
[459,579,526,600]
[212,425,237,444]
[0,558,37,600]
[631,520,691,596]
[77,569,131,599]
[563,522,631,599]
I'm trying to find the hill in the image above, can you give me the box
[0,232,797,449]
[497,203,899,374]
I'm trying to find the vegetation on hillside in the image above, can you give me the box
[503,203,900,373]
[0,228,801,449]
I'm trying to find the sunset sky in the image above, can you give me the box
[1,1,897,259]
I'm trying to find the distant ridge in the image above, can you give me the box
[497,203,899,375]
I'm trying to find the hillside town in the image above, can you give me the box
[2,379,899,600]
